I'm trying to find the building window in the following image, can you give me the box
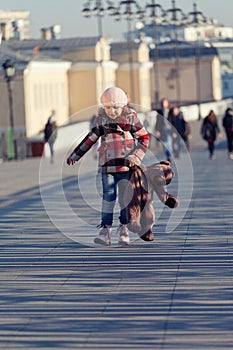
[224,81,229,90]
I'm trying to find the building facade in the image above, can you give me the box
[150,43,222,107]
[0,10,30,41]
[0,47,71,139]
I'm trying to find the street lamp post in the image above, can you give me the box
[112,0,144,104]
[187,1,207,120]
[82,1,116,91]
[143,0,166,108]
[2,59,16,160]
[164,0,187,106]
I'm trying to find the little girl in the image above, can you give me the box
[67,87,149,246]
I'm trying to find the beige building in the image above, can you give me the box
[63,37,118,119]
[1,36,223,143]
[150,44,222,106]
[0,48,71,139]
[111,42,153,110]
[0,10,30,41]
[6,36,154,115]
[55,38,152,112]
[23,59,71,137]
[5,37,119,122]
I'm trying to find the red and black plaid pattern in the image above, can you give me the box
[70,108,149,173]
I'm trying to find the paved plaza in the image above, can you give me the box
[0,120,233,349]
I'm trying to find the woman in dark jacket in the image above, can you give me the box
[169,106,187,158]
[201,110,221,160]
[222,107,233,160]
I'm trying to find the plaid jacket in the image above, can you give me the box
[70,107,150,173]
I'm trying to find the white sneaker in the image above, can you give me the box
[94,226,112,246]
[117,224,130,245]
[229,153,233,160]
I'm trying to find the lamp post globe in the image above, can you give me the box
[2,59,15,82]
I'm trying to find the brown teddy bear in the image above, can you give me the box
[124,160,179,242]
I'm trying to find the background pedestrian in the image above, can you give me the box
[201,109,221,160]
[169,106,187,158]
[155,98,173,162]
[44,110,58,163]
[222,107,233,160]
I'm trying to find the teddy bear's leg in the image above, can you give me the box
[154,185,169,204]
[127,209,142,233]
[138,191,155,241]
[140,230,154,241]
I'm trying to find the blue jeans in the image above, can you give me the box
[101,171,132,226]
[163,132,173,159]
[48,141,54,157]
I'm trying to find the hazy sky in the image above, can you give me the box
[1,0,233,40]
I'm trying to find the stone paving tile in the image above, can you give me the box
[0,120,233,349]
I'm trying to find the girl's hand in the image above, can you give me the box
[127,154,141,167]
[67,157,76,165]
